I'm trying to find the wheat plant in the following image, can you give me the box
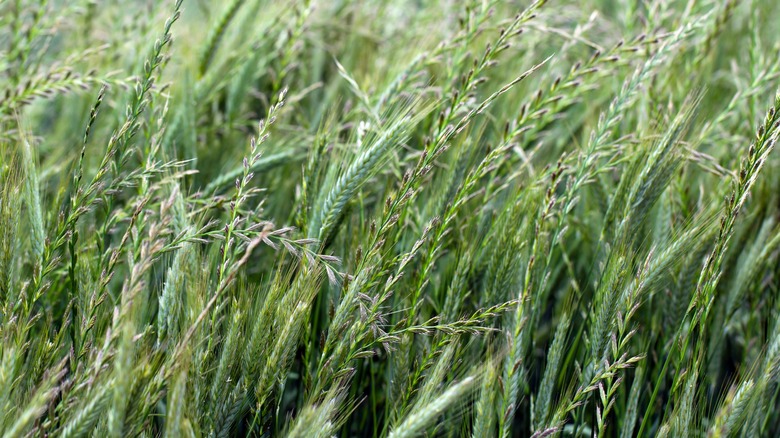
[1,0,780,436]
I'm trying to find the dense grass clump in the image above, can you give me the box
[2,0,780,436]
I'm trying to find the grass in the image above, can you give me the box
[1,0,780,436]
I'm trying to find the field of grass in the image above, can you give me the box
[2,0,780,436]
